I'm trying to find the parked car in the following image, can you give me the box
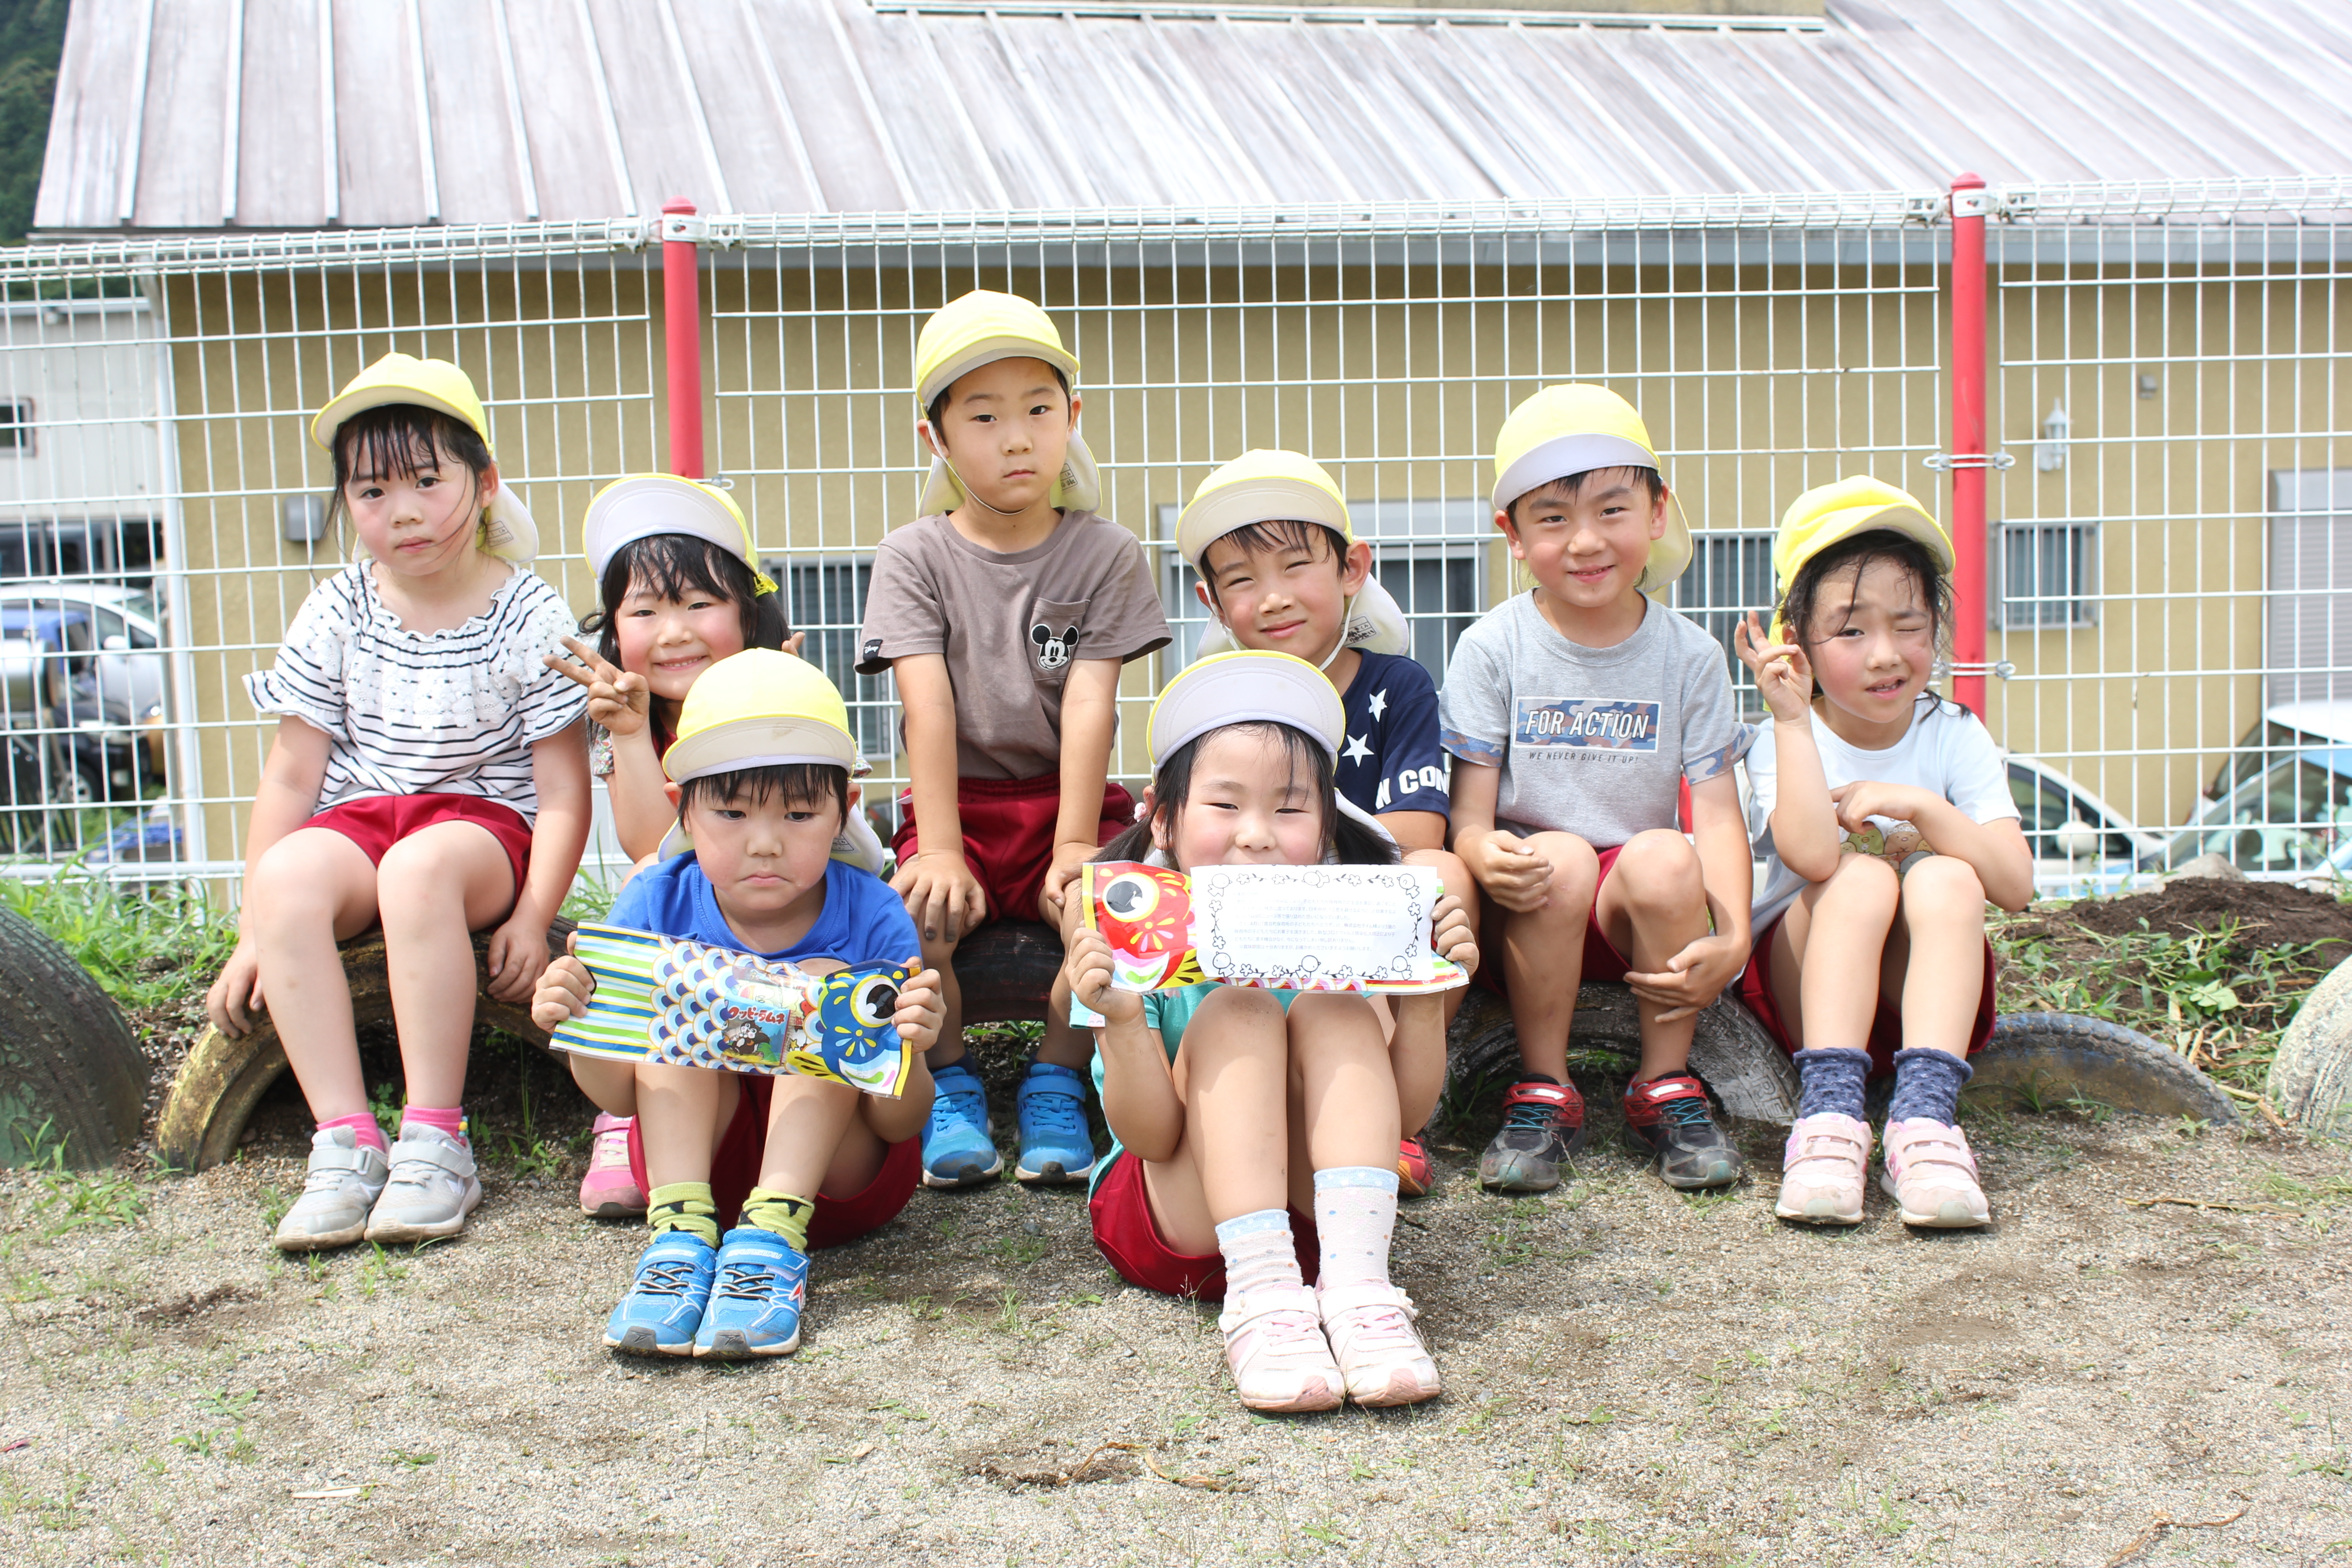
[0,585,169,849]
[2005,754,2169,894]
[2192,701,2352,821]
[2161,742,2352,877]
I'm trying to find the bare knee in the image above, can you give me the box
[1901,855,1986,923]
[1828,851,1901,912]
[1524,831,1600,916]
[1612,828,1704,913]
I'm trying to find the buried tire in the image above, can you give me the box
[1969,1012,2238,1127]
[0,905,147,1168]
[155,922,574,1173]
[1447,983,1802,1125]
[2267,949,2352,1136]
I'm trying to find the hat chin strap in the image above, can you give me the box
[920,419,1038,520]
[1209,593,1354,672]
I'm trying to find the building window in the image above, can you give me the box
[769,558,895,761]
[1671,529,1777,709]
[0,401,29,454]
[1154,498,1488,687]
[1994,520,2099,629]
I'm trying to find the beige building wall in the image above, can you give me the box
[161,251,2338,861]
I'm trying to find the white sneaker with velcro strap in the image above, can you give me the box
[362,1125,483,1245]
[274,1127,391,1252]
[1317,1281,1442,1407]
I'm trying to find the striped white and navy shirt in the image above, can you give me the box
[245,563,588,821]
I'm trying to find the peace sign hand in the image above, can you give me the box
[544,635,650,737]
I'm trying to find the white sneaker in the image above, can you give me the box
[1317,1282,1442,1407]
[1217,1284,1343,1413]
[274,1128,390,1252]
[362,1125,483,1245]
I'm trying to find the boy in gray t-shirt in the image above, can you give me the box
[1439,385,1751,1197]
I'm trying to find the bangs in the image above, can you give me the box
[678,763,849,821]
[1201,520,1345,577]
[331,404,488,489]
[608,532,755,609]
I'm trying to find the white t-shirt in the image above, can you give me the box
[1744,699,2019,931]
[244,562,588,821]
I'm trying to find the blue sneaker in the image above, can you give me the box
[921,1062,1004,1189]
[1014,1063,1098,1185]
[693,1226,809,1359]
[603,1230,716,1356]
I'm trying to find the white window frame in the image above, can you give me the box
[1993,519,2101,631]
[762,554,896,762]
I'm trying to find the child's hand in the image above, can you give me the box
[892,849,988,946]
[892,965,947,1053]
[1734,612,1814,724]
[204,939,265,1038]
[1431,892,1480,979]
[1064,927,1144,1026]
[1830,781,1935,836]
[485,912,554,1004]
[1464,829,1553,913]
[1623,930,1745,1024]
[529,938,597,1030]
[544,636,651,738]
[1036,840,1099,927]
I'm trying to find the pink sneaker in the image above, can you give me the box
[1217,1285,1343,1413]
[1775,1112,1872,1225]
[578,1113,647,1219]
[1880,1118,1991,1228]
[1317,1283,1441,1407]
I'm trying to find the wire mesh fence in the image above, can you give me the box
[0,180,2343,892]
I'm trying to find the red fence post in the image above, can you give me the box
[662,197,706,480]
[1948,172,1989,716]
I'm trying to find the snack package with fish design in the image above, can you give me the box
[1080,861,1466,997]
[550,924,915,1097]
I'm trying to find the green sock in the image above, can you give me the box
[740,1186,815,1252]
[647,1181,718,1248]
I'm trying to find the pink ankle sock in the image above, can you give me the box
[399,1104,467,1144]
[317,1112,387,1154]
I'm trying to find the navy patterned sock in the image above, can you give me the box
[1887,1047,1974,1125]
[1791,1048,1872,1120]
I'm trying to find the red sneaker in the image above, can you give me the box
[1622,1073,1746,1191]
[1395,1133,1436,1199]
[1477,1078,1585,1192]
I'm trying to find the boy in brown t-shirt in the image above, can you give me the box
[857,290,1168,1190]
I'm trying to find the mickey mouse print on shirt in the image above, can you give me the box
[1337,650,1452,825]
[1030,619,1081,671]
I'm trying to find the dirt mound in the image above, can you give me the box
[2058,878,2352,960]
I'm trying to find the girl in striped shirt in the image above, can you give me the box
[205,354,591,1254]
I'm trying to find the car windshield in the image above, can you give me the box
[2009,764,2135,861]
[2165,748,2352,872]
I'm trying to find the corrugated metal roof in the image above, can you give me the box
[33,0,2352,234]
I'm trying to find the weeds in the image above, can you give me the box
[0,865,237,1009]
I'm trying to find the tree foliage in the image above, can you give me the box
[0,0,70,242]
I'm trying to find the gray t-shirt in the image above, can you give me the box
[1439,591,1740,845]
[856,510,1169,781]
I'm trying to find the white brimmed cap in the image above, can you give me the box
[583,474,775,594]
[1148,649,1346,767]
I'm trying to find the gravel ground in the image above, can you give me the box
[3,1073,2350,1568]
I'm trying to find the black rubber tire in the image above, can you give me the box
[0,904,147,1168]
[2268,951,2352,1135]
[1446,981,1801,1124]
[1971,1012,2238,1126]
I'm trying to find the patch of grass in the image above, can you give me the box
[0,865,237,1009]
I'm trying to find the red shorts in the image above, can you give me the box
[891,775,1138,926]
[1474,842,1635,999]
[624,1076,919,1248]
[304,793,533,901]
[1737,917,1998,1079]
[1088,1150,1318,1301]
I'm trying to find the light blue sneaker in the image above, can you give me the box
[604,1230,716,1356]
[693,1226,810,1359]
[1014,1063,1098,1185]
[921,1062,1004,1189]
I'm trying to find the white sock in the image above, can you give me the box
[1214,1209,1301,1300]
[1313,1166,1399,1291]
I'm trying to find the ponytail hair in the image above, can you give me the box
[1097,720,1398,870]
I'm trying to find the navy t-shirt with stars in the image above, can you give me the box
[1339,652,1450,821]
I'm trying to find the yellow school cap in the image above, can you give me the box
[311,352,539,564]
[583,475,776,596]
[1769,476,1953,640]
[911,290,1099,516]
[1147,649,1345,766]
[1176,450,1352,571]
[1490,384,1686,593]
[657,650,887,868]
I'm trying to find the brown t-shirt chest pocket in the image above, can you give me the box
[1025,597,1090,683]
